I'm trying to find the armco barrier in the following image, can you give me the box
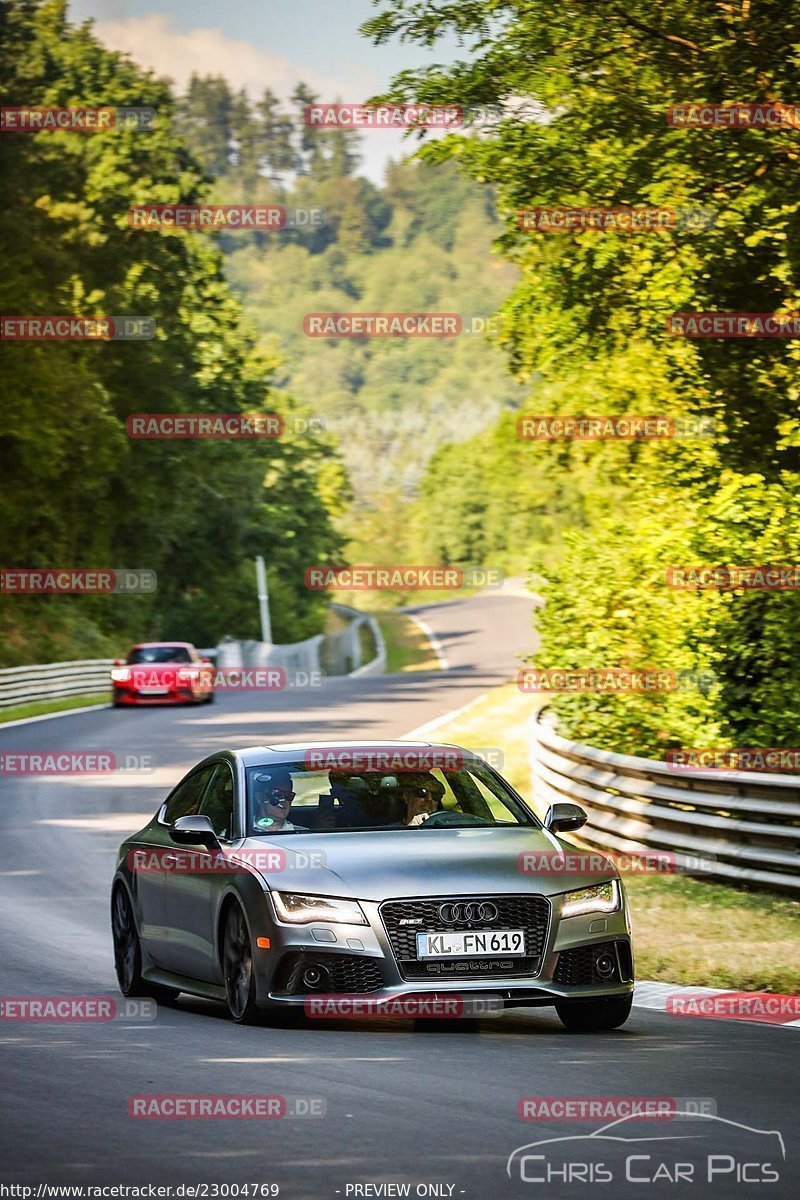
[0,613,387,711]
[217,605,385,679]
[530,710,800,894]
[0,659,114,708]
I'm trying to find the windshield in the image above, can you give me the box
[244,760,534,835]
[127,645,193,664]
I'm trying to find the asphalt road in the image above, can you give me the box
[0,591,797,1199]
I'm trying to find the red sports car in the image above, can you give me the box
[111,642,214,706]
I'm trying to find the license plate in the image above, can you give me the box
[138,687,168,695]
[416,928,526,958]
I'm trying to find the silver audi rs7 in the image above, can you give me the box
[111,742,634,1029]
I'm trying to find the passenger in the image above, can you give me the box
[251,768,302,832]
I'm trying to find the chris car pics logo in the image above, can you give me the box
[507,1112,785,1186]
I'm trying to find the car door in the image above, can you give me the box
[139,765,214,966]
[163,761,236,982]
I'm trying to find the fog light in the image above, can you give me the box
[302,964,329,991]
[594,950,617,979]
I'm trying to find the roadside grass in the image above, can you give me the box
[357,620,378,668]
[324,607,350,634]
[378,613,441,673]
[423,682,800,993]
[624,873,800,993]
[0,692,110,724]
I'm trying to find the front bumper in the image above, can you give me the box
[113,684,207,705]
[252,890,634,1010]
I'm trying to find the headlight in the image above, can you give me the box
[271,892,368,926]
[111,668,131,682]
[560,880,620,918]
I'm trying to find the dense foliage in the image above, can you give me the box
[173,75,526,558]
[0,0,344,664]
[365,0,800,752]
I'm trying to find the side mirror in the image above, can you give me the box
[113,658,125,667]
[169,814,220,850]
[544,802,588,834]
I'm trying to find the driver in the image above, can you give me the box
[251,768,301,833]
[398,773,446,826]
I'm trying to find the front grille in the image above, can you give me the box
[273,951,384,995]
[554,939,633,986]
[380,894,551,981]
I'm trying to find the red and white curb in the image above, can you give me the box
[634,981,800,1028]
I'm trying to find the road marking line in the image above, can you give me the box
[202,1056,405,1063]
[405,614,449,671]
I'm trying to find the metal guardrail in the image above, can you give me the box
[530,710,800,894]
[328,604,385,676]
[0,659,114,708]
[216,606,385,679]
[0,610,388,713]
[349,614,386,677]
[0,605,388,713]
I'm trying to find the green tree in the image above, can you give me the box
[257,87,297,182]
[177,74,234,177]
[363,0,800,751]
[0,0,344,664]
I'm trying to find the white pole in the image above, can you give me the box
[254,555,272,644]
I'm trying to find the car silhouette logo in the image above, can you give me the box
[507,1111,786,1179]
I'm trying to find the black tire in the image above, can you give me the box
[111,886,179,1003]
[205,690,215,704]
[222,902,260,1024]
[556,994,633,1032]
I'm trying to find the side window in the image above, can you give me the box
[459,771,515,822]
[431,769,459,811]
[162,766,214,824]
[197,762,235,840]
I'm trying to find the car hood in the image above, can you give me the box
[236,826,616,902]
